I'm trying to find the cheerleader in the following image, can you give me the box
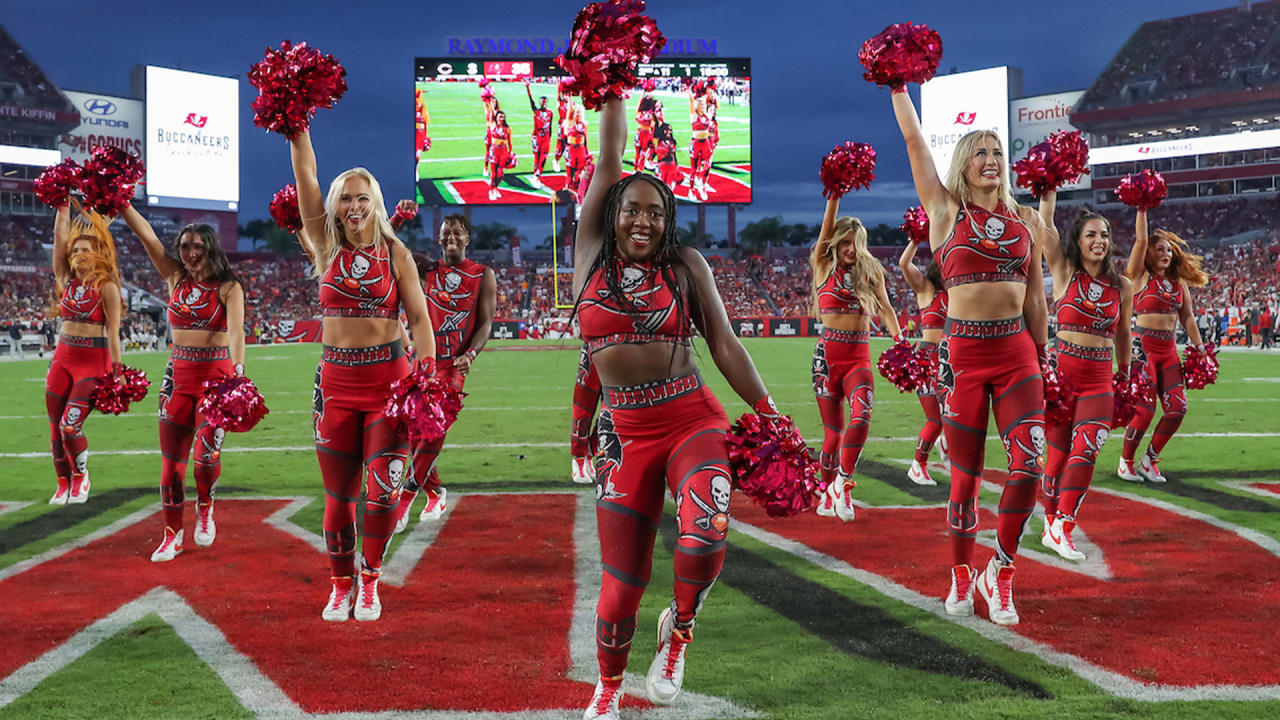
[686,91,713,201]
[633,95,658,172]
[486,110,515,200]
[45,202,124,505]
[565,105,591,200]
[1119,209,1208,483]
[526,81,554,189]
[122,207,245,562]
[653,122,682,191]
[414,88,430,162]
[897,240,948,485]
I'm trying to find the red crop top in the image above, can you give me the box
[816,267,869,316]
[60,277,107,326]
[577,260,691,354]
[938,203,1031,289]
[919,289,948,330]
[320,243,400,319]
[1134,273,1182,316]
[422,258,487,361]
[1055,271,1120,339]
[168,277,227,331]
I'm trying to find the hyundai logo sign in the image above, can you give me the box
[83,98,117,116]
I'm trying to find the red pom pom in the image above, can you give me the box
[392,204,417,226]
[1116,169,1168,210]
[383,365,466,442]
[1042,356,1079,426]
[1181,344,1219,390]
[859,22,943,90]
[199,375,270,432]
[269,184,302,232]
[819,142,877,199]
[725,413,822,518]
[80,147,145,216]
[35,159,83,209]
[554,0,667,111]
[1012,130,1091,198]
[642,78,657,92]
[90,366,150,415]
[877,339,929,393]
[477,77,491,88]
[899,205,930,245]
[248,41,348,139]
[1111,370,1151,428]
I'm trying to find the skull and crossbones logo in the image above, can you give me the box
[1075,278,1116,327]
[73,286,87,302]
[973,215,1021,255]
[63,407,82,430]
[334,252,384,295]
[178,285,211,315]
[687,474,731,534]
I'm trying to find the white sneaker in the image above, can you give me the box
[582,675,623,719]
[937,435,950,465]
[49,477,70,505]
[814,488,835,517]
[976,557,1019,625]
[944,564,976,616]
[646,606,691,705]
[322,576,354,622]
[193,503,216,547]
[418,488,448,521]
[1117,457,1142,482]
[907,460,937,486]
[552,158,561,173]
[828,476,856,522]
[394,498,414,534]
[1042,516,1086,561]
[354,570,382,621]
[1138,454,1167,483]
[68,472,90,504]
[571,456,593,484]
[150,528,183,563]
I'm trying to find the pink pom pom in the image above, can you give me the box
[199,375,270,432]
[1181,344,1219,390]
[819,142,877,199]
[80,147,145,216]
[725,413,822,518]
[1111,370,1151,428]
[248,41,348,140]
[877,339,928,393]
[90,366,150,415]
[269,184,302,233]
[1116,169,1167,210]
[642,78,657,92]
[1012,130,1091,198]
[859,22,943,90]
[1042,356,1079,426]
[899,205,930,245]
[554,0,667,111]
[35,159,83,209]
[383,365,466,442]
[477,77,491,88]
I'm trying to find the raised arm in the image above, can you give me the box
[223,281,246,368]
[818,195,840,243]
[290,128,328,246]
[891,91,951,244]
[454,268,497,375]
[294,227,319,266]
[525,81,537,112]
[1126,209,1148,281]
[1179,280,1204,347]
[897,239,927,295]
[1038,190,1068,290]
[392,242,435,363]
[682,248,768,407]
[1116,276,1133,370]
[573,98,625,295]
[52,204,71,284]
[122,205,183,283]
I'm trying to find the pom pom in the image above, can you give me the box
[859,22,943,90]
[90,365,150,415]
[199,375,270,432]
[642,78,657,92]
[554,0,667,111]
[725,413,822,518]
[269,184,302,232]
[877,339,929,393]
[1042,356,1079,426]
[80,147,145,216]
[1182,344,1219,390]
[248,41,348,140]
[899,205,930,245]
[819,142,877,199]
[383,365,466,442]
[477,77,491,88]
[34,159,83,208]
[1012,130,1091,198]
[1111,370,1151,428]
[1116,169,1168,210]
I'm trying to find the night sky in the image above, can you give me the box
[6,0,1233,241]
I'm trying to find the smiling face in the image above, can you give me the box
[176,230,207,277]
[836,235,857,266]
[439,219,469,264]
[1148,237,1173,272]
[614,181,667,262]
[337,175,374,237]
[1077,218,1111,264]
[962,134,1004,193]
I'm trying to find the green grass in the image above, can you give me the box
[0,339,1277,718]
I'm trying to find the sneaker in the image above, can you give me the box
[49,477,70,505]
[1138,453,1167,483]
[944,564,976,616]
[829,475,857,522]
[582,675,623,720]
[1117,457,1142,482]
[645,606,692,705]
[68,472,90,504]
[193,503,216,547]
[150,528,183,563]
[322,576,354,622]
[907,459,937,486]
[1042,515,1085,561]
[975,557,1019,625]
[814,488,835,517]
[571,456,594,485]
[552,158,561,173]
[393,490,418,534]
[354,570,382,621]
[418,487,448,521]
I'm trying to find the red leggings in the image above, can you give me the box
[690,139,712,182]
[570,346,602,458]
[489,146,511,189]
[45,336,110,484]
[1123,327,1186,461]
[937,318,1044,567]
[1042,340,1114,521]
[592,373,729,677]
[812,329,873,485]
[405,364,466,495]
[532,133,550,174]
[158,346,233,532]
[914,341,942,465]
[313,342,410,577]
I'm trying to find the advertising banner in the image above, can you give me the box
[59,91,145,198]
[1009,90,1090,191]
[920,67,1011,177]
[144,66,239,210]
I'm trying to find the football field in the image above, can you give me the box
[0,339,1277,719]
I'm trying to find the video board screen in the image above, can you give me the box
[144,66,239,211]
[414,57,751,205]
[919,66,1010,178]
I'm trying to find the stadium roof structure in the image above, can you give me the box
[0,24,77,134]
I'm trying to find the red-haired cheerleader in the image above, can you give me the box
[897,240,948,486]
[1119,209,1208,483]
[633,95,658,172]
[576,99,784,718]
[526,80,554,189]
[565,105,591,200]
[45,202,124,505]
[569,344,601,484]
[653,122,682,191]
[123,207,245,562]
[289,127,435,621]
[1037,192,1133,559]
[393,213,495,532]
[810,198,903,521]
[486,109,515,200]
[414,88,431,162]
[685,90,714,202]
[705,81,720,156]
[891,88,1051,626]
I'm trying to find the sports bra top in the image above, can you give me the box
[319,242,399,319]
[577,259,691,354]
[60,277,107,326]
[816,266,869,316]
[1055,271,1120,339]
[919,289,948,329]
[938,202,1031,290]
[168,276,227,331]
[1133,273,1182,316]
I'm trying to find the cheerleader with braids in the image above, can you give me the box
[897,240,948,486]
[1118,209,1208,483]
[576,99,783,719]
[809,197,902,521]
[45,201,124,505]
